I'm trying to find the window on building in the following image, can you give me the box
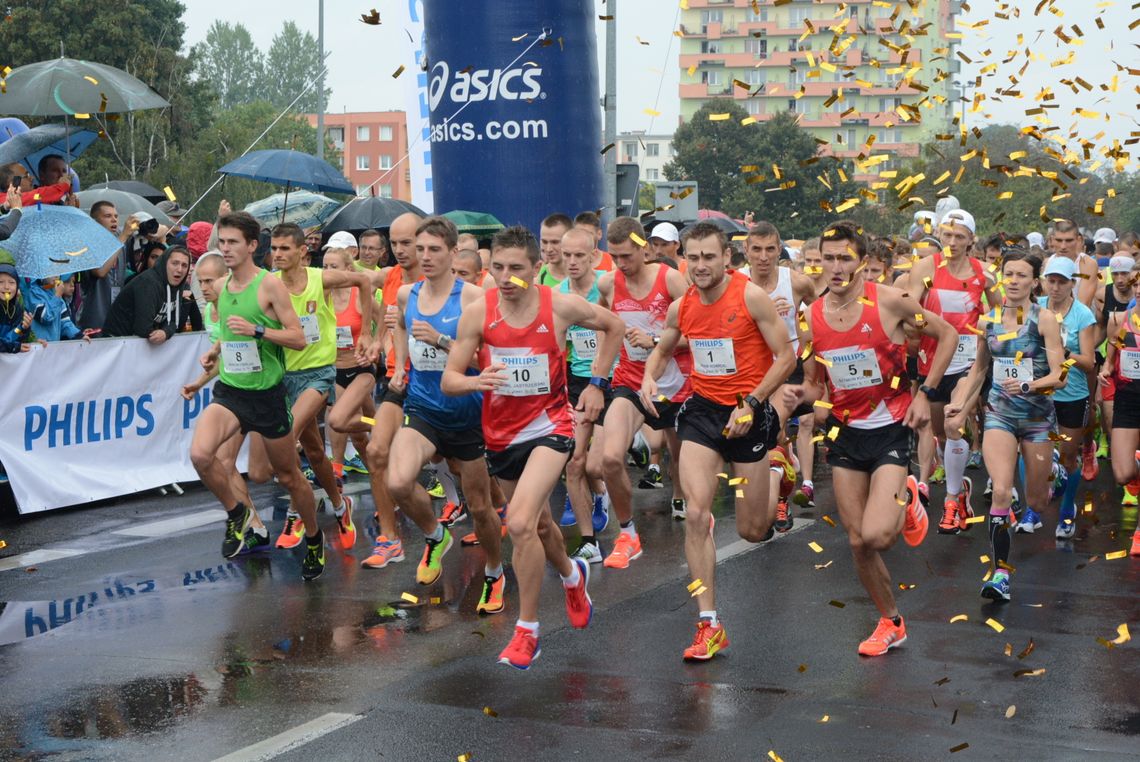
[745,38,768,57]
[748,7,768,22]
[647,169,659,181]
[379,125,393,141]
[356,125,370,141]
[790,67,807,84]
[702,70,723,86]
[878,96,903,113]
[379,184,393,198]
[379,154,393,169]
[623,141,638,158]
[700,9,723,27]
[327,127,345,146]
[788,7,812,26]
[700,40,721,54]
[843,128,857,146]
[747,98,764,116]
[745,68,767,85]
[356,155,370,171]
[355,184,371,195]
[646,143,660,157]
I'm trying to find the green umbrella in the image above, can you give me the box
[443,210,505,237]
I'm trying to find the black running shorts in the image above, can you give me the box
[676,393,781,464]
[211,381,293,440]
[825,417,912,473]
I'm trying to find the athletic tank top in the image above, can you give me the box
[382,266,423,378]
[1037,296,1095,402]
[768,267,800,352]
[919,253,987,376]
[536,265,563,287]
[274,267,336,370]
[1103,283,1131,324]
[217,270,285,390]
[611,264,692,401]
[335,287,363,351]
[985,302,1051,409]
[678,273,773,405]
[480,286,573,451]
[405,280,482,430]
[1112,307,1140,390]
[203,302,220,342]
[559,271,609,378]
[810,282,911,429]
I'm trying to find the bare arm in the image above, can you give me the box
[883,285,956,428]
[1031,308,1068,393]
[639,299,682,414]
[391,284,412,389]
[254,275,306,350]
[442,297,502,396]
[1076,258,1098,307]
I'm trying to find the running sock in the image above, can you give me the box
[333,500,345,516]
[561,563,582,588]
[988,514,1011,566]
[801,479,814,491]
[1061,469,1081,515]
[438,463,461,505]
[646,464,661,476]
[581,534,596,546]
[250,525,268,538]
[890,615,902,627]
[699,610,719,626]
[485,564,503,579]
[516,619,539,635]
[427,524,445,543]
[305,529,323,546]
[619,520,638,539]
[226,502,248,522]
[944,437,969,495]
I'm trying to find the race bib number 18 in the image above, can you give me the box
[992,357,1034,382]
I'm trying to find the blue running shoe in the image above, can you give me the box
[343,454,369,474]
[1055,504,1077,540]
[559,495,577,527]
[1015,507,1042,534]
[981,570,1011,602]
[592,491,611,533]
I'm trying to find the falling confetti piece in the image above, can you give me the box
[0,540,6,550]
[687,579,703,592]
[979,555,990,563]
[643,108,661,117]
[950,614,969,623]
[985,618,1006,633]
[360,8,380,25]
[821,515,836,527]
[430,596,441,604]
[511,33,527,41]
[360,416,376,426]
[509,276,529,289]
[819,715,830,723]
[458,754,472,762]
[630,233,647,247]
[401,592,419,604]
[1112,623,1131,644]
[798,664,808,673]
[814,561,832,570]
[808,542,823,553]
[934,677,951,686]
[1013,668,1046,678]
[483,706,498,717]
[600,142,615,155]
[64,247,89,257]
[1005,705,1017,719]
[828,600,845,608]
[392,64,406,78]
[768,751,784,762]
[1104,550,1127,560]
[950,743,969,753]
[728,477,748,486]
[964,516,986,525]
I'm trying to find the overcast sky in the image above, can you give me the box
[182,0,1137,151]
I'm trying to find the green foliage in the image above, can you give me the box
[260,21,328,113]
[638,182,656,215]
[194,21,264,110]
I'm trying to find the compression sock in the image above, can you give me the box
[944,437,969,495]
[988,512,1011,567]
[1061,469,1081,516]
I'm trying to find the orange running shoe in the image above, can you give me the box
[498,626,540,670]
[1080,440,1098,481]
[858,616,907,657]
[275,513,305,549]
[902,475,928,547]
[462,504,507,546]
[774,500,793,533]
[439,501,468,527]
[360,536,405,569]
[563,558,593,628]
[603,531,643,569]
[683,620,730,661]
[937,499,961,535]
[335,496,356,549]
[476,574,506,615]
[1131,530,1140,558]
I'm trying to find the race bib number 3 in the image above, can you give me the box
[1119,349,1140,380]
[491,351,552,396]
[992,357,1034,382]
[692,338,737,376]
[570,329,598,360]
[952,334,978,368]
[824,348,883,390]
[299,314,321,345]
[410,338,447,372]
[222,340,262,374]
[336,325,354,349]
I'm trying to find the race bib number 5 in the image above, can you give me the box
[692,338,737,376]
[491,351,551,396]
[222,340,262,374]
[952,334,978,368]
[823,347,883,390]
[992,357,1034,382]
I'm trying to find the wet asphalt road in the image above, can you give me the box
[0,456,1137,762]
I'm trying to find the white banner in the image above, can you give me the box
[399,0,434,212]
[0,333,243,514]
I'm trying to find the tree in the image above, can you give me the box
[664,100,764,212]
[193,21,264,110]
[259,21,329,113]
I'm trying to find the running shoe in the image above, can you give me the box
[476,574,506,615]
[671,498,687,521]
[683,620,730,661]
[929,465,945,484]
[1055,503,1077,540]
[335,496,356,549]
[1051,462,1067,501]
[1080,440,1098,481]
[416,528,453,585]
[1010,487,1021,519]
[639,465,664,489]
[792,483,815,508]
[938,500,961,535]
[498,626,540,670]
[603,531,643,569]
[361,536,405,569]
[564,558,593,628]
[592,492,611,533]
[301,535,326,581]
[1124,481,1140,507]
[275,513,305,549]
[1095,437,1108,459]
[627,433,650,468]
[302,466,318,486]
[222,506,253,558]
[1015,507,1043,534]
[558,496,577,527]
[240,526,271,555]
[439,501,468,527]
[902,474,929,547]
[967,450,982,470]
[427,476,445,499]
[774,500,793,533]
[981,569,1011,602]
[343,454,369,474]
[462,505,508,546]
[958,477,975,531]
[570,539,603,565]
[1131,530,1140,557]
[857,616,907,657]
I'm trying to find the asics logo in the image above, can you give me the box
[428,61,544,111]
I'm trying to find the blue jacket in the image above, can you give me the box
[21,279,81,342]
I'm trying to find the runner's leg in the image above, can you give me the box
[601,397,646,527]
[834,465,906,619]
[365,399,403,538]
[293,389,343,508]
[386,426,439,534]
[190,404,244,510]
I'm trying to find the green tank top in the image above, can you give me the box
[274,267,337,370]
[203,302,220,342]
[536,265,564,287]
[217,270,285,390]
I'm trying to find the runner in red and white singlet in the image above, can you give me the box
[443,226,625,671]
[785,221,956,658]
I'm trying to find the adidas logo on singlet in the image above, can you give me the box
[861,323,873,333]
[537,324,549,333]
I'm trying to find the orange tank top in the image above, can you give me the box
[382,266,424,377]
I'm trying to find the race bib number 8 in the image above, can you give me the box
[692,338,737,376]
[1119,349,1140,380]
[410,338,447,372]
[824,348,883,390]
[570,329,598,360]
[993,357,1034,382]
[491,351,551,396]
[222,340,262,374]
[299,314,321,345]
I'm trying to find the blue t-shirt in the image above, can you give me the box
[404,279,482,430]
[1038,296,1095,402]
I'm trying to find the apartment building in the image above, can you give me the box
[618,132,676,183]
[305,111,410,199]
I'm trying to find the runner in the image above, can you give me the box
[598,217,692,568]
[360,212,423,569]
[441,225,625,669]
[639,221,795,660]
[801,237,827,298]
[266,223,373,559]
[385,216,506,613]
[557,226,614,563]
[1047,219,1099,307]
[188,213,323,579]
[784,220,955,655]
[537,213,571,286]
[946,248,1067,599]
[1094,255,1136,473]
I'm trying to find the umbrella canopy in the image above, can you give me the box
[695,215,748,236]
[322,196,426,234]
[442,209,505,237]
[217,149,354,196]
[697,209,731,220]
[0,121,98,182]
[5,205,124,280]
[75,189,173,227]
[244,191,343,230]
[0,58,170,117]
[87,180,166,203]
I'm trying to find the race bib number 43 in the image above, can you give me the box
[410,338,447,372]
[491,351,551,396]
[823,347,883,390]
[691,338,736,376]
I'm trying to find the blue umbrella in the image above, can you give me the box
[217,149,354,196]
[0,120,98,183]
[5,205,123,280]
[244,191,343,230]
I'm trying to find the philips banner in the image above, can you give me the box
[0,334,240,514]
[423,0,603,233]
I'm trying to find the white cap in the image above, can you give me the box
[934,195,960,225]
[1093,227,1118,245]
[941,208,976,235]
[914,210,935,223]
[1109,255,1135,274]
[649,222,679,243]
[1026,232,1045,248]
[322,231,358,250]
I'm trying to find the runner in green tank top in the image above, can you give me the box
[189,212,325,581]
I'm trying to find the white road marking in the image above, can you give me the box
[212,712,363,762]
[716,518,816,563]
[113,510,228,538]
[0,548,87,573]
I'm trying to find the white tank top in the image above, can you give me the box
[768,267,800,351]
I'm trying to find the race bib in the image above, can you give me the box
[336,325,354,349]
[491,351,552,396]
[824,348,883,390]
[623,337,651,362]
[570,329,598,360]
[222,340,262,374]
[691,338,737,376]
[992,356,1034,383]
[410,338,447,372]
[299,314,321,345]
[952,334,978,368]
[1119,349,1140,380]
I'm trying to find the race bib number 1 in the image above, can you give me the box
[691,338,737,376]
[992,357,1034,382]
[1119,349,1140,380]
[491,351,552,396]
[222,340,262,374]
[824,348,883,390]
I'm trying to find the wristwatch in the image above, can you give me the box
[918,384,937,398]
[1019,381,1031,394]
[744,394,763,412]
[652,335,661,346]
[588,376,611,391]
[254,325,266,339]
[436,334,452,351]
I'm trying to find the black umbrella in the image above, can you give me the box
[88,180,166,203]
[322,196,427,234]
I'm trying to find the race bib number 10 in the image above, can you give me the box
[491,351,551,396]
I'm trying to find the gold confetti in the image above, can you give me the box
[985,618,1006,633]
[797,664,808,673]
[814,561,833,569]
[735,415,753,425]
[401,592,419,604]
[509,276,529,289]
[0,540,5,550]
[483,706,498,717]
[728,477,748,486]
[1013,668,1046,678]
[950,743,969,753]
[1005,705,1017,719]
[827,426,840,441]
[708,113,731,121]
[360,8,380,25]
[64,247,89,257]
[1112,623,1131,644]
[360,416,376,426]
[768,751,785,762]
[814,400,834,410]
[458,755,472,762]
[629,233,647,247]
[808,541,824,553]
[392,65,406,79]
[687,579,703,592]
[964,516,986,525]
[735,490,744,499]
[162,185,176,202]
[819,715,830,723]
[821,514,836,527]
[643,108,661,117]
[511,32,528,41]
[1104,550,1127,560]
[980,554,991,563]
[950,614,969,623]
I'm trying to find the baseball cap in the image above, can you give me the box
[940,209,976,234]
[1042,256,1076,280]
[322,231,358,250]
[156,200,186,218]
[1109,255,1136,274]
[649,222,679,243]
[1026,232,1045,249]
[1093,227,1118,245]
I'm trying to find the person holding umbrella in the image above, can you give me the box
[0,179,22,241]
